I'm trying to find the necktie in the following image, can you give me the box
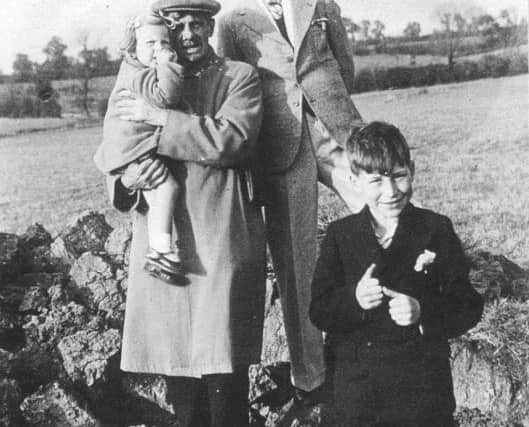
[266,0,283,20]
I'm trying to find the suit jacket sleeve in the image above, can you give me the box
[326,1,355,94]
[310,223,366,333]
[132,62,184,108]
[419,217,484,339]
[157,65,262,167]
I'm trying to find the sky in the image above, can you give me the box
[1,0,527,74]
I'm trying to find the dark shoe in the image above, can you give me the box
[144,249,186,285]
[293,382,332,408]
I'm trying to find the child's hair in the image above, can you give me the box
[120,14,167,58]
[346,121,412,175]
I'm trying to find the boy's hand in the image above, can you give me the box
[355,263,384,310]
[382,287,421,326]
[155,47,177,64]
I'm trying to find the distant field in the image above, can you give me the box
[1,75,528,269]
[1,45,525,118]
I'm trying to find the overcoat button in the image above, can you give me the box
[286,56,294,62]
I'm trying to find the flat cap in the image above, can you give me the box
[151,0,221,16]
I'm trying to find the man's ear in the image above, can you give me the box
[208,18,215,37]
[409,161,415,179]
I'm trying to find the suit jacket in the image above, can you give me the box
[309,203,484,420]
[217,0,363,175]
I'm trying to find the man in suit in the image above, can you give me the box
[217,0,364,398]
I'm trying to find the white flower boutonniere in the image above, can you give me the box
[414,249,436,274]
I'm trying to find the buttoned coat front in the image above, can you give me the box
[310,204,484,422]
[217,0,363,175]
[107,54,266,377]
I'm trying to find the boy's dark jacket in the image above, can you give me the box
[310,203,484,420]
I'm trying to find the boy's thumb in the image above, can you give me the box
[382,286,400,299]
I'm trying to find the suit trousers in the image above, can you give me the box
[265,112,361,391]
[165,368,249,427]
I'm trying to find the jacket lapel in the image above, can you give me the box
[379,204,435,288]
[250,0,293,47]
[286,0,316,53]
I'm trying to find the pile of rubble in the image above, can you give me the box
[0,212,528,426]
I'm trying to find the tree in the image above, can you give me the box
[403,21,421,39]
[39,36,71,80]
[371,20,386,43]
[12,53,35,82]
[74,30,114,116]
[342,17,360,41]
[361,20,370,41]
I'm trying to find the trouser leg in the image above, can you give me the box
[265,116,325,392]
[165,376,208,427]
[205,367,250,427]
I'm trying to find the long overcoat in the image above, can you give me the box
[310,204,484,422]
[107,51,266,377]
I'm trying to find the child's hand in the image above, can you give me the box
[382,287,421,326]
[155,47,177,64]
[355,263,384,310]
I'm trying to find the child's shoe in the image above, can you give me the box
[144,248,185,285]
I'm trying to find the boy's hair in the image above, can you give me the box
[346,121,412,175]
[120,14,167,58]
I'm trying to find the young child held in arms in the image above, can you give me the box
[309,121,483,426]
[94,13,184,283]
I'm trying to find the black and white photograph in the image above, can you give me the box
[0,0,527,426]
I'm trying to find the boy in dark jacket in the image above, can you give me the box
[309,121,483,426]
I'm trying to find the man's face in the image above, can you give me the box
[171,13,214,63]
[353,164,414,222]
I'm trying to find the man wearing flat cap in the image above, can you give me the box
[217,0,364,407]
[110,1,265,425]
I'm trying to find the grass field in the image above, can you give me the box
[1,74,528,269]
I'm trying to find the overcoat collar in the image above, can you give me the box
[347,203,435,280]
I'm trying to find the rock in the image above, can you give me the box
[19,286,49,313]
[47,282,70,307]
[0,300,24,352]
[23,302,92,345]
[122,373,174,414]
[0,349,14,377]
[20,223,52,249]
[50,236,76,267]
[11,344,63,393]
[57,328,121,388]
[0,378,22,427]
[57,211,113,259]
[69,252,124,321]
[262,277,289,365]
[469,251,529,301]
[20,382,98,427]
[105,222,132,264]
[451,342,515,418]
[0,233,21,284]
[16,272,67,289]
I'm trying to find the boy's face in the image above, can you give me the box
[135,24,172,67]
[353,163,414,221]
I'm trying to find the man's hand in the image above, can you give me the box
[355,263,384,310]
[116,90,168,126]
[120,156,169,191]
[382,287,421,326]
